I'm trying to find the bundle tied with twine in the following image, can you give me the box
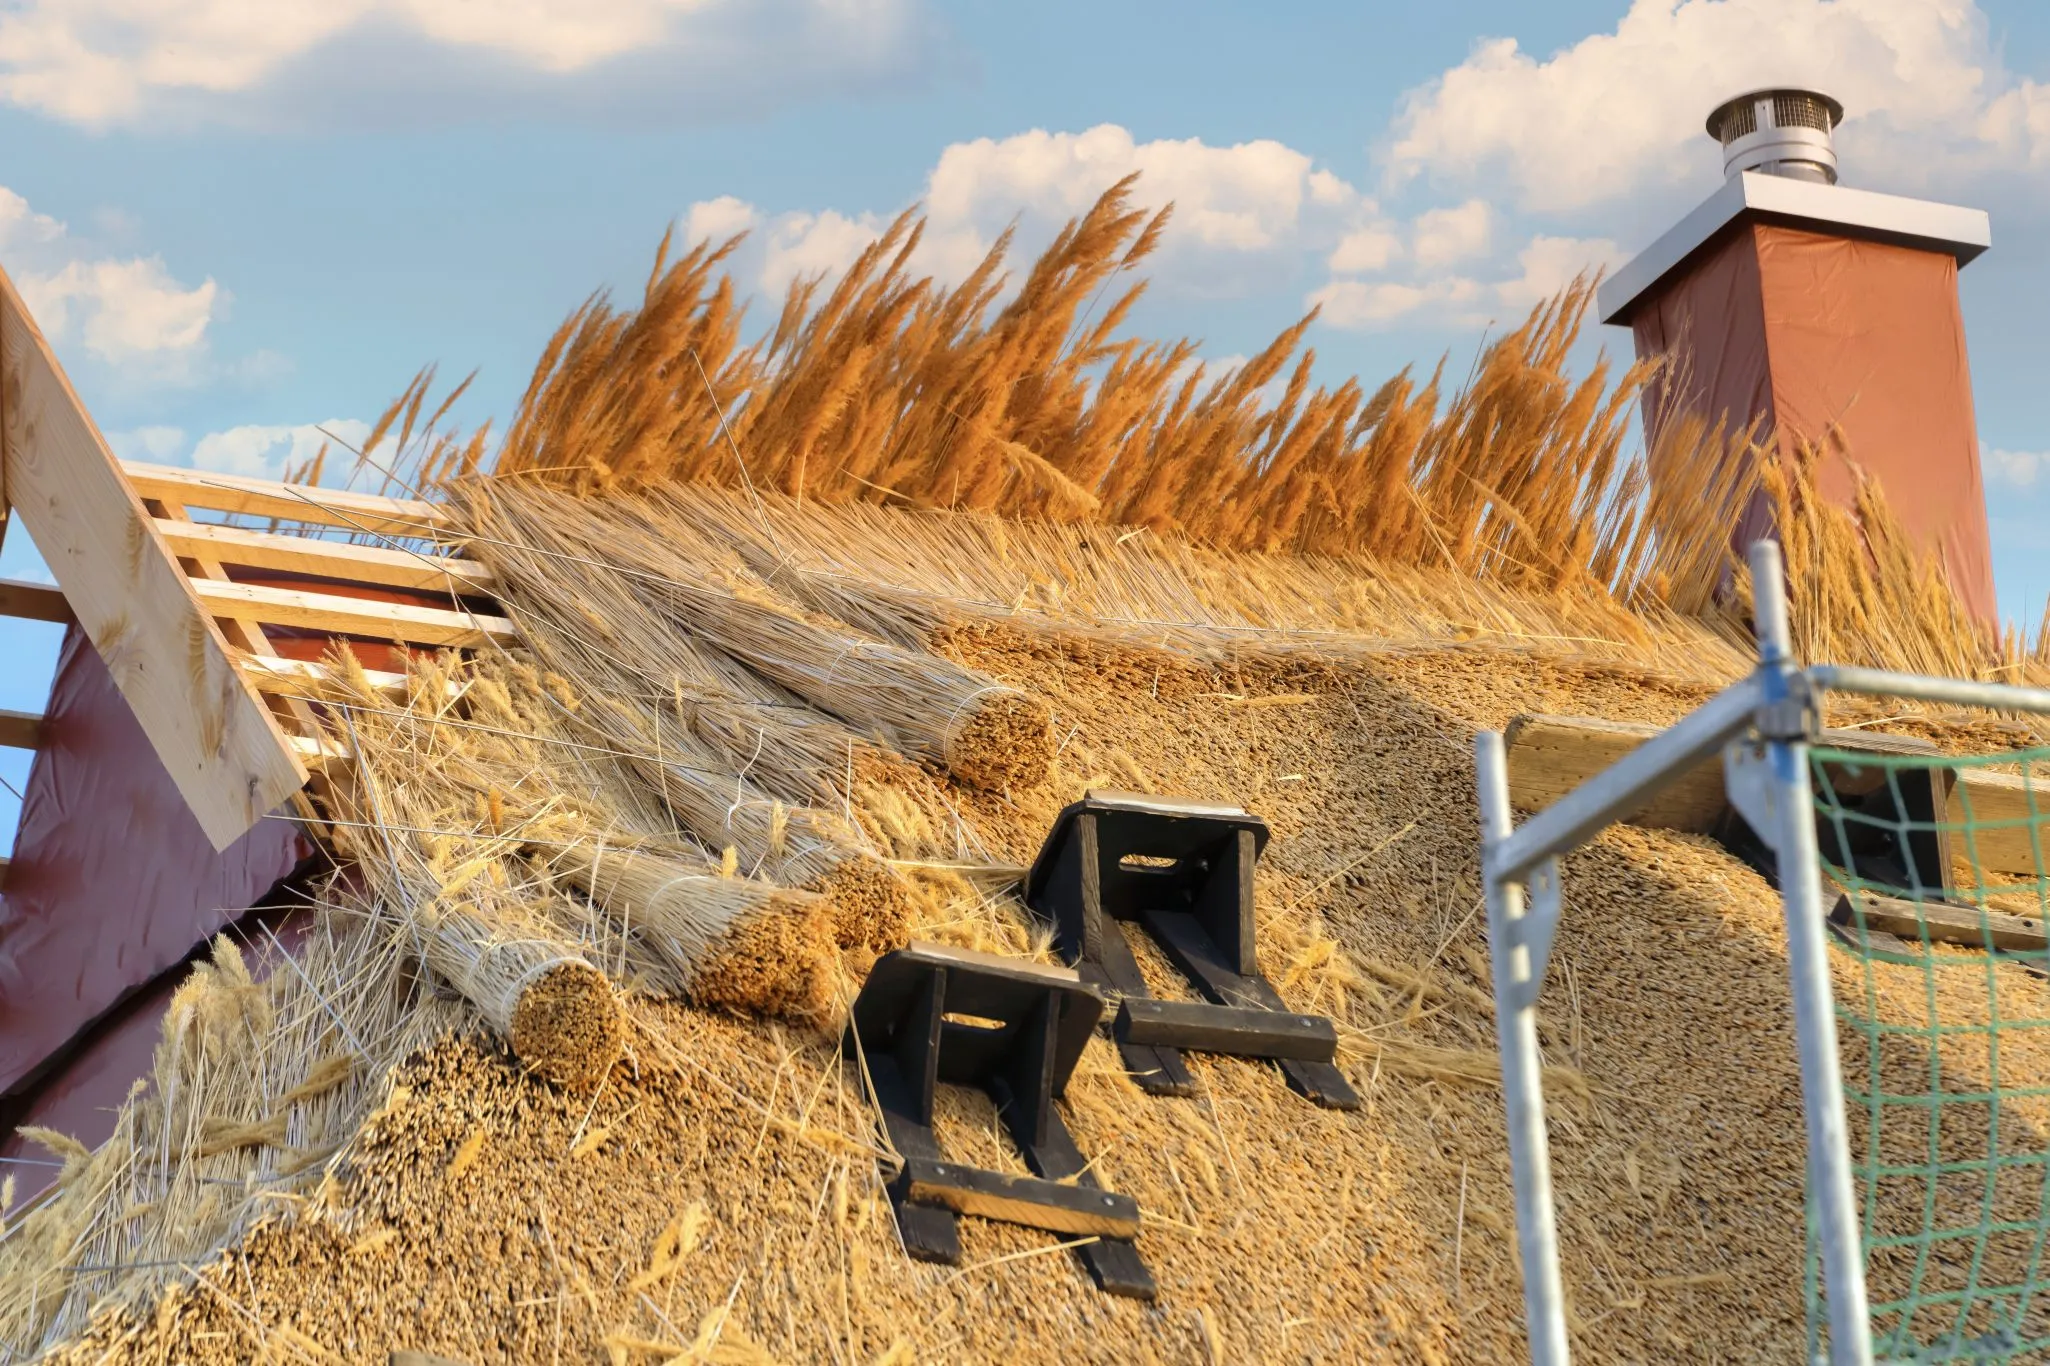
[464,479,1054,792]
[551,842,837,1021]
[409,898,624,1094]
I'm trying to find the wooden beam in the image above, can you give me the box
[122,461,452,537]
[1504,713,1948,833]
[289,732,350,775]
[237,653,416,699]
[0,577,72,624]
[189,578,519,649]
[0,707,41,749]
[1505,712,2049,878]
[1834,891,2048,954]
[151,518,493,594]
[0,267,305,850]
[1948,769,2050,881]
[1504,713,1729,832]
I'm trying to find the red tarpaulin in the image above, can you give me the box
[0,625,313,1098]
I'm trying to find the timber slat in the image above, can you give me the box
[1834,891,2049,954]
[1505,712,2047,877]
[153,519,491,593]
[0,577,71,624]
[0,708,41,750]
[190,579,519,649]
[122,461,450,536]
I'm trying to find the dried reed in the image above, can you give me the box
[551,841,836,1021]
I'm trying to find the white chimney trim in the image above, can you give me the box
[1596,172,1991,326]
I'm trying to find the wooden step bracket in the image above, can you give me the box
[1023,791,1360,1111]
[844,942,1155,1300]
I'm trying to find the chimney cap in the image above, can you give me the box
[1705,87,1844,142]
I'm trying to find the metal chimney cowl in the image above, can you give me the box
[1706,88,1844,185]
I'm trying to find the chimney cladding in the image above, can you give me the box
[1706,88,1844,184]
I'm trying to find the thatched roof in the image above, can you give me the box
[3,181,2047,1364]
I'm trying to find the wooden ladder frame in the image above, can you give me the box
[0,262,513,855]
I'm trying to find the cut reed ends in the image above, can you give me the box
[943,688,1054,791]
[806,852,913,956]
[506,960,628,1092]
[418,904,624,1093]
[554,843,837,1021]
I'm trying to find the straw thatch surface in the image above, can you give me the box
[14,608,2050,1364]
[7,178,2050,1363]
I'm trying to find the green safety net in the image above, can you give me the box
[1808,743,2050,1364]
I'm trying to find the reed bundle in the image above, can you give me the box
[465,479,1055,792]
[410,899,622,1092]
[435,498,913,948]
[551,842,836,1020]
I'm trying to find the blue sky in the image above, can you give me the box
[2,0,2050,843]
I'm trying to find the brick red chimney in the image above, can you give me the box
[1598,89,1997,623]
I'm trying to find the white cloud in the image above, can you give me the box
[0,185,222,378]
[0,0,940,130]
[1985,448,2046,488]
[1411,198,1493,270]
[683,195,760,245]
[188,419,372,481]
[1385,0,2050,214]
[926,125,1333,253]
[24,258,218,362]
[761,208,891,295]
[686,123,1374,299]
[1311,232,1621,330]
[105,425,185,462]
[1329,226,1402,274]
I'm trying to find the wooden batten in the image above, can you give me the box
[237,653,418,700]
[1504,714,1728,833]
[190,578,518,649]
[152,519,492,594]
[0,577,74,624]
[123,461,451,538]
[0,266,307,850]
[1505,712,2047,878]
[0,708,41,750]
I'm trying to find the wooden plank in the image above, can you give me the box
[1950,769,2050,880]
[899,1156,1141,1238]
[122,461,451,536]
[238,653,415,699]
[1505,713,1729,833]
[1833,891,2048,954]
[1504,713,1946,834]
[289,732,350,775]
[0,576,72,623]
[189,579,519,649]
[0,707,41,750]
[1115,996,1337,1063]
[151,519,490,594]
[0,267,305,850]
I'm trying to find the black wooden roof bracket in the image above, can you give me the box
[1024,791,1360,1111]
[843,942,1155,1299]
